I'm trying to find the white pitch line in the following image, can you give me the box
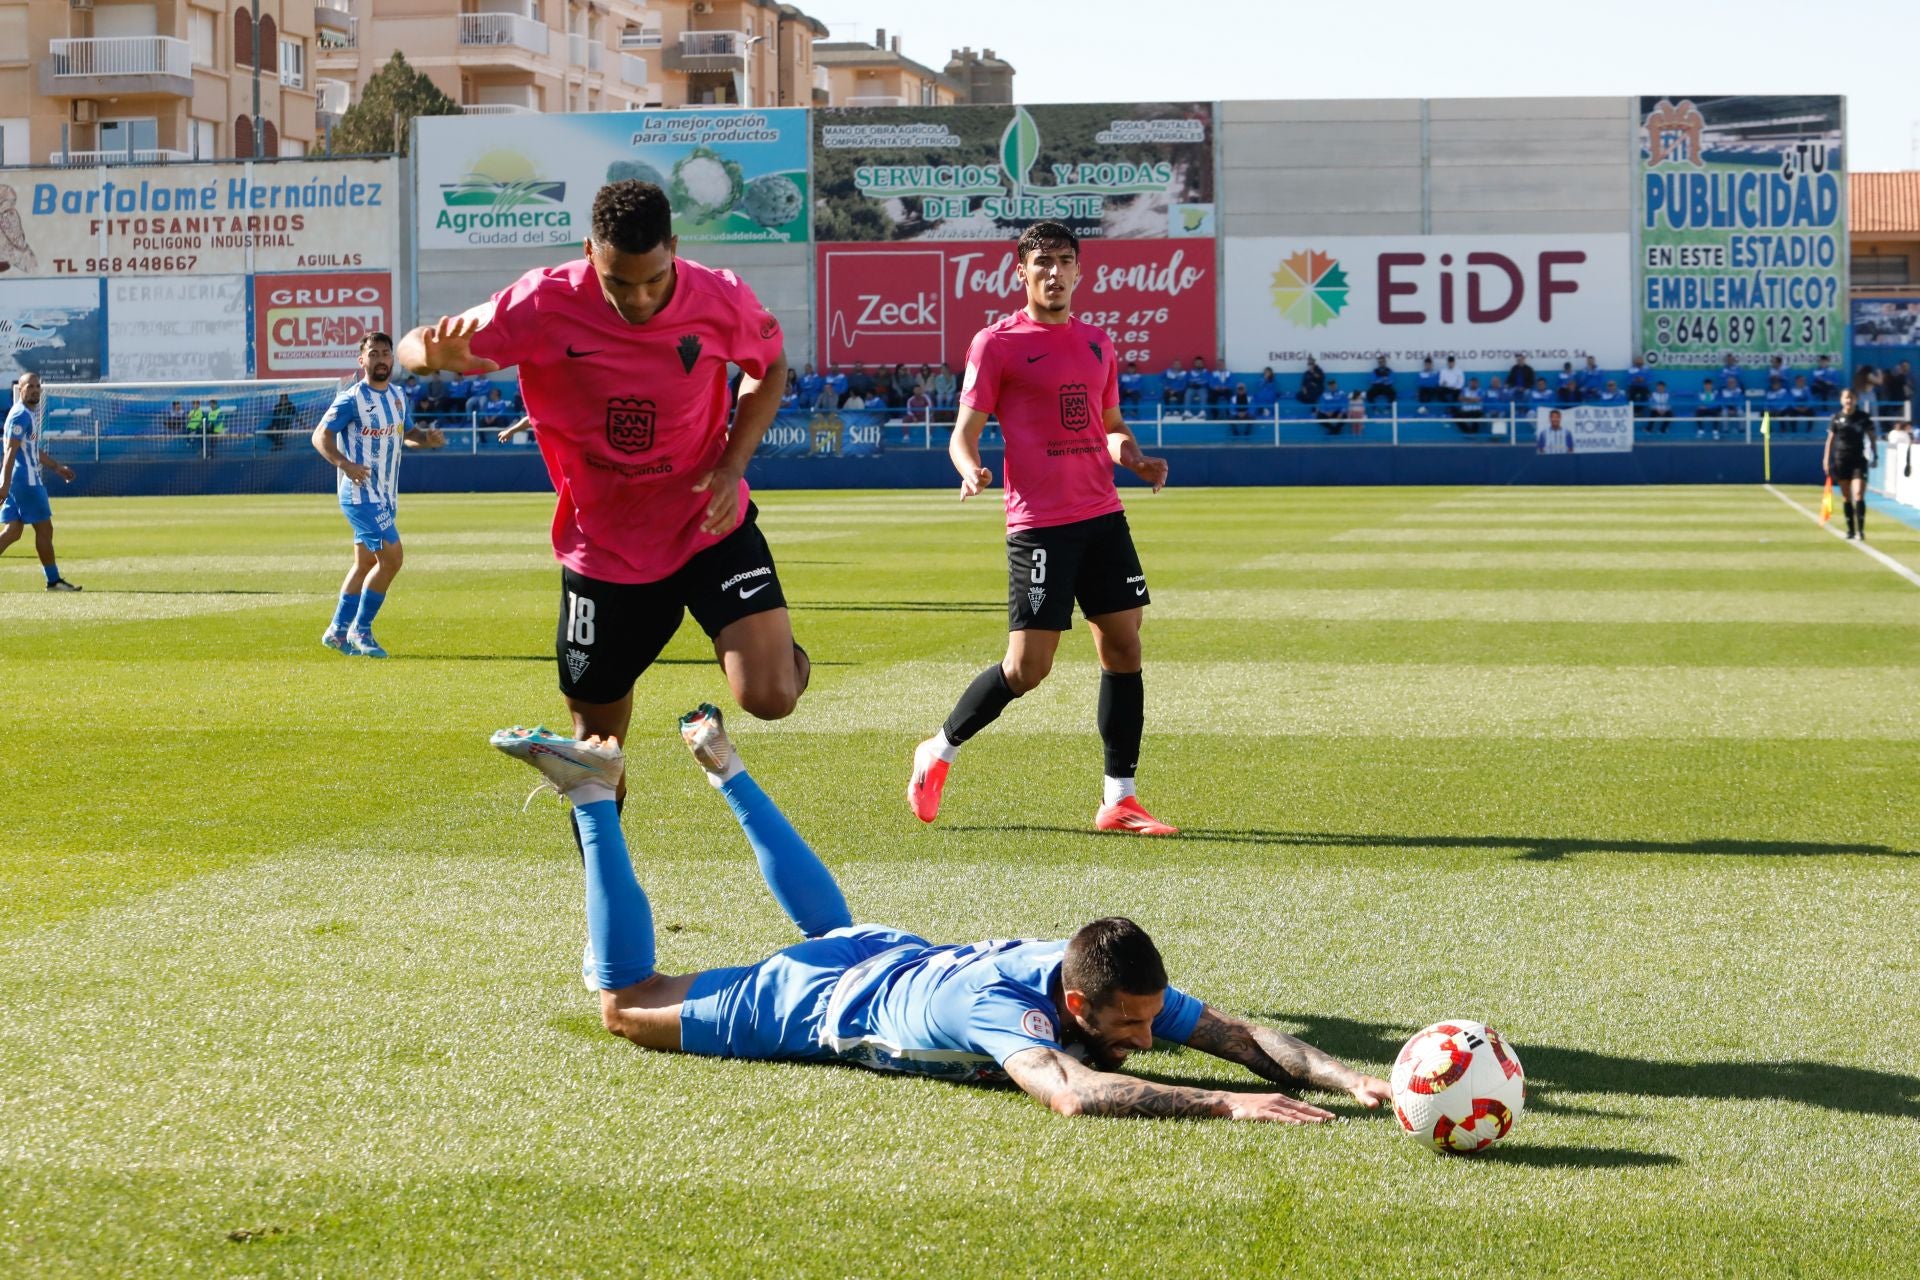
[1765,484,1920,590]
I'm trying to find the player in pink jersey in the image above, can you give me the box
[908,222,1177,836]
[395,181,806,801]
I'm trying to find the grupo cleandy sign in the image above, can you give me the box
[253,271,393,378]
[816,239,1217,372]
[0,159,399,279]
[1223,235,1632,374]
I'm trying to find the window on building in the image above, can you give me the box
[0,8,29,65]
[279,39,304,88]
[280,136,305,158]
[99,117,160,159]
[189,118,215,161]
[0,119,27,168]
[189,9,215,67]
[258,15,279,72]
[234,10,254,67]
[235,114,254,158]
[262,119,279,154]
[1853,255,1912,288]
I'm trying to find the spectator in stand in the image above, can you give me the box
[1596,379,1626,405]
[1483,376,1509,425]
[1315,379,1347,431]
[1457,378,1485,433]
[1229,383,1253,435]
[1417,357,1442,407]
[1162,358,1188,415]
[870,364,895,409]
[1645,381,1674,432]
[842,388,868,413]
[1438,356,1464,404]
[1787,375,1814,428]
[1578,355,1605,401]
[812,377,840,413]
[1762,375,1793,429]
[401,376,425,414]
[1365,355,1396,407]
[778,372,800,412]
[846,363,875,405]
[890,364,915,409]
[1249,367,1280,422]
[204,399,232,440]
[477,385,516,434]
[1885,360,1913,411]
[929,363,957,408]
[418,374,448,418]
[1118,358,1144,408]
[905,382,934,425]
[1719,353,1743,390]
[1345,391,1367,435]
[1696,379,1722,437]
[444,373,472,419]
[187,399,208,436]
[1625,358,1651,408]
[797,363,825,409]
[1507,353,1536,396]
[1528,378,1556,410]
[268,393,299,450]
[1556,360,1580,405]
[827,365,850,404]
[1208,359,1236,413]
[1186,356,1209,418]
[1297,356,1326,406]
[1766,354,1789,389]
[1811,354,1840,410]
[162,400,188,435]
[1719,366,1744,410]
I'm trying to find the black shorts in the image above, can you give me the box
[1006,511,1149,631]
[1831,459,1869,484]
[556,504,787,704]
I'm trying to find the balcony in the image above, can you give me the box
[317,16,357,58]
[315,0,354,39]
[315,78,350,125]
[619,52,654,89]
[567,32,605,72]
[846,94,905,107]
[619,24,663,50]
[458,12,550,59]
[51,148,194,168]
[462,103,537,115]
[664,30,750,72]
[41,37,193,99]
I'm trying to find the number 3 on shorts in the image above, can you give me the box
[566,591,597,646]
[1030,548,1047,585]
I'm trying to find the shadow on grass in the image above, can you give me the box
[1261,1013,1920,1120]
[805,600,1006,614]
[395,656,858,665]
[1475,1145,1679,1169]
[944,825,1915,862]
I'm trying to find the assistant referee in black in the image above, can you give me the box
[1824,388,1879,541]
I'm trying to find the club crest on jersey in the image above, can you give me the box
[605,397,656,453]
[565,647,590,682]
[676,334,702,374]
[1027,585,1046,614]
[1058,383,1091,432]
[758,314,779,342]
[1021,1009,1056,1042]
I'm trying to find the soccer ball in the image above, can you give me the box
[1390,1020,1526,1154]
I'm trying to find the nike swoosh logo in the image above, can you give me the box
[567,345,602,358]
[739,583,769,599]
[1134,586,1147,596]
[1026,354,1048,364]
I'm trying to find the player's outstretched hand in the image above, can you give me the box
[1128,454,1169,493]
[1224,1091,1337,1124]
[422,427,447,449]
[420,315,500,375]
[692,463,745,535]
[1345,1074,1392,1109]
[958,466,992,500]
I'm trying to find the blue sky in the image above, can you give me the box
[822,0,1917,171]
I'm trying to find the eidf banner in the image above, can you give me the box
[1637,95,1845,372]
[1223,235,1631,375]
[415,110,809,251]
[0,159,398,280]
[816,239,1216,373]
[813,103,1214,242]
[1535,403,1634,454]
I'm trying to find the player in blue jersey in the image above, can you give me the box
[310,332,445,657]
[491,706,1392,1121]
[0,373,82,591]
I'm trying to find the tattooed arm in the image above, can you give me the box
[1183,1007,1393,1108]
[1001,1046,1336,1122]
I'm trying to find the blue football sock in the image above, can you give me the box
[330,593,360,632]
[44,563,59,584]
[574,798,656,989]
[719,771,851,938]
[351,590,386,633]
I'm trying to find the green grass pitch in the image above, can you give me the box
[2,484,1917,1278]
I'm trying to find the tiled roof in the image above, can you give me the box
[1852,172,1920,234]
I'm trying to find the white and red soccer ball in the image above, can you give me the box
[1389,1020,1526,1154]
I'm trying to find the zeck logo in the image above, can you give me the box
[676,334,702,374]
[1058,383,1091,432]
[605,397,656,453]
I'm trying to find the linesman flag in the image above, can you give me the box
[1819,477,1834,524]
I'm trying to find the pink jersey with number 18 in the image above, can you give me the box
[958,311,1124,532]
[464,256,784,584]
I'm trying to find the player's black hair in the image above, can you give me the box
[1016,220,1078,264]
[592,180,674,256]
[359,331,393,353]
[1063,917,1168,1007]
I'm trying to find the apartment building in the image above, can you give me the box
[311,0,829,131]
[811,29,968,109]
[0,1,319,166]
